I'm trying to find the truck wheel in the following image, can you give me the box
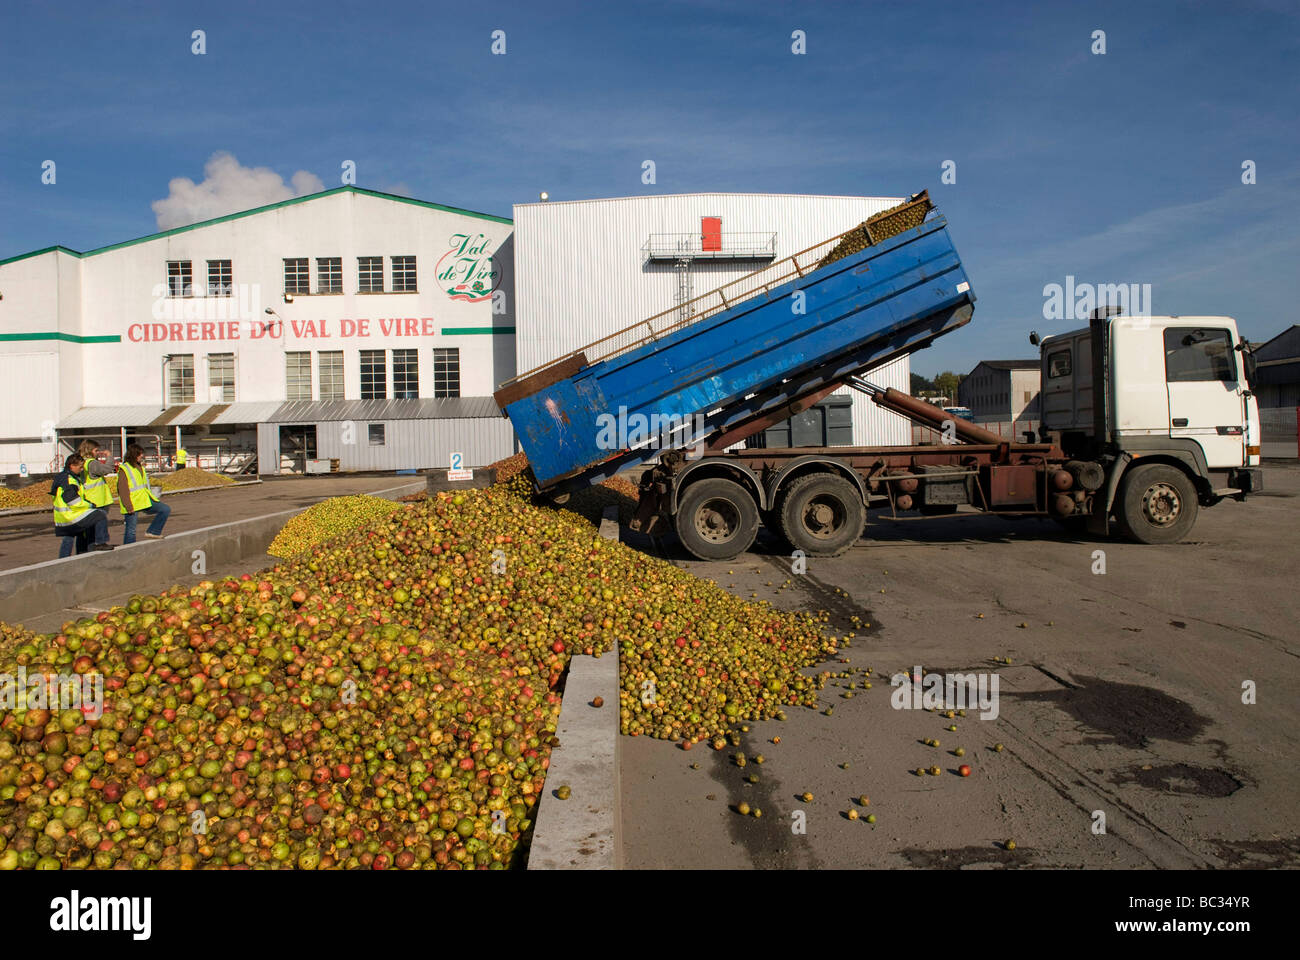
[674,478,759,560]
[1114,464,1199,544]
[778,474,864,557]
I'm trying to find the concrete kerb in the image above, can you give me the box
[528,504,623,869]
[0,480,423,625]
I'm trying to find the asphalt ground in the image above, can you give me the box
[620,462,1300,869]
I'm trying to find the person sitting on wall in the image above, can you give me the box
[52,453,114,556]
[117,442,172,543]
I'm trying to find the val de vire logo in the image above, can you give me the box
[436,233,500,303]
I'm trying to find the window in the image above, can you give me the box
[318,351,344,401]
[358,256,384,292]
[206,260,232,297]
[1164,327,1236,383]
[207,353,235,402]
[391,255,417,292]
[167,261,193,298]
[360,349,387,399]
[317,257,342,294]
[432,348,460,398]
[284,258,310,294]
[286,352,312,401]
[1047,349,1071,378]
[368,424,386,446]
[392,349,419,399]
[167,355,194,403]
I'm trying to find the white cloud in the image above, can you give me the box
[152,152,325,229]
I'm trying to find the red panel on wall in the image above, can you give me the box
[701,216,722,251]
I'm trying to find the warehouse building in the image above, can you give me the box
[1253,324,1300,408]
[958,359,1042,422]
[0,186,517,476]
[510,193,914,447]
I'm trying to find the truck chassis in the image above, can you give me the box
[631,373,1256,561]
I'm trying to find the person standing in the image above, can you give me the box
[118,442,171,543]
[175,445,188,470]
[52,453,113,556]
[77,439,116,528]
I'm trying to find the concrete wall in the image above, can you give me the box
[1010,367,1042,421]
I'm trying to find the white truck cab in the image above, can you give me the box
[1036,312,1262,542]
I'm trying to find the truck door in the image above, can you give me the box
[1163,326,1244,467]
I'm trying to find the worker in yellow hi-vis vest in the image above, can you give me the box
[52,453,113,556]
[77,438,116,519]
[117,443,172,543]
[175,446,188,470]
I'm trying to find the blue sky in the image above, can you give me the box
[2,0,1297,376]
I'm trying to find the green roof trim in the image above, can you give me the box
[0,332,121,344]
[441,327,516,335]
[0,187,512,266]
[0,245,83,267]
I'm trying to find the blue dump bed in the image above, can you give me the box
[496,199,975,491]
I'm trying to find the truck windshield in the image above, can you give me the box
[1164,328,1235,383]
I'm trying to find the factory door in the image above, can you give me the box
[701,217,722,252]
[278,425,317,473]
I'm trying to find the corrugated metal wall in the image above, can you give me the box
[833,355,911,446]
[257,417,515,473]
[513,194,914,445]
[314,418,516,471]
[257,423,279,474]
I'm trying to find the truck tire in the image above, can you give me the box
[674,477,759,560]
[1114,463,1199,544]
[778,473,864,557]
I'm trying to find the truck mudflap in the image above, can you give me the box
[1227,467,1263,496]
[1089,452,1132,536]
[631,467,671,535]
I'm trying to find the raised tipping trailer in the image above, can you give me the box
[494,192,975,492]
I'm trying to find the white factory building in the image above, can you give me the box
[0,187,911,479]
[0,187,518,476]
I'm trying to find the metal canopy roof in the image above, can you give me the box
[57,401,286,430]
[268,397,501,423]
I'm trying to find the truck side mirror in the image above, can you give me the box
[1237,341,1258,390]
[1028,331,1040,346]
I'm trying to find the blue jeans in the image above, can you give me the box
[56,509,109,557]
[123,500,171,543]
